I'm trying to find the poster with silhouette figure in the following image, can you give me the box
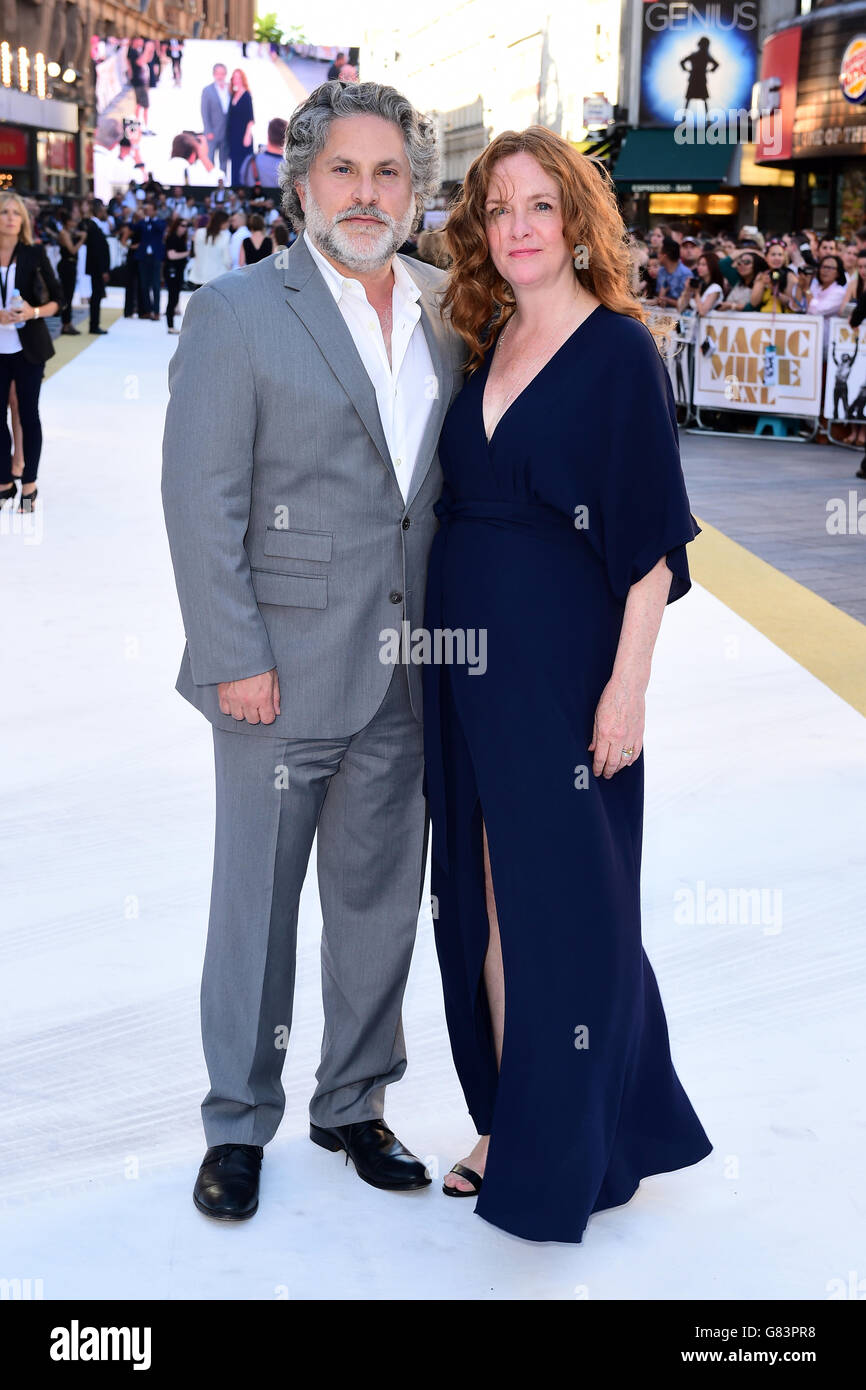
[639,1,760,128]
[824,321,866,425]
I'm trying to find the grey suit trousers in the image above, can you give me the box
[200,658,428,1145]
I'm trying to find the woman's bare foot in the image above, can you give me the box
[443,1134,490,1193]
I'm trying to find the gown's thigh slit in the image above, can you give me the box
[436,668,500,1134]
[479,815,505,1074]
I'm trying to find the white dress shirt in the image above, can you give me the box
[0,260,23,354]
[229,223,249,268]
[303,229,435,503]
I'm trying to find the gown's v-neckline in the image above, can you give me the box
[482,303,604,445]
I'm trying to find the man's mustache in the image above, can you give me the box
[332,206,392,228]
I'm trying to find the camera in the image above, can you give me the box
[770,268,783,284]
[689,274,702,287]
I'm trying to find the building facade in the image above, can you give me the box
[364,0,622,190]
[611,0,811,237]
[754,0,866,237]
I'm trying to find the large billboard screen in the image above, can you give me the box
[639,1,760,128]
[91,37,358,202]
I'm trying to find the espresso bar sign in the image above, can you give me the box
[693,314,823,415]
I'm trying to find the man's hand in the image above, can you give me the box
[217,668,280,724]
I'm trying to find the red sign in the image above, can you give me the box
[755,27,802,162]
[0,126,30,168]
[44,132,76,172]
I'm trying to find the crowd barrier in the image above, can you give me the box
[642,306,852,442]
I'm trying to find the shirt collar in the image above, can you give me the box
[304,227,422,309]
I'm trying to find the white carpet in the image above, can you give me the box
[1,296,864,1299]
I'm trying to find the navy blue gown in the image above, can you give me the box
[422,303,713,1243]
[228,89,254,186]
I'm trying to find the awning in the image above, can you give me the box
[612,129,734,194]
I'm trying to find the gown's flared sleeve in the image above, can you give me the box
[592,318,701,605]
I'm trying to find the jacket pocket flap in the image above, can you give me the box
[250,569,328,609]
[263,527,333,562]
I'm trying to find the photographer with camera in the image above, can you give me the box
[750,239,799,313]
[676,250,726,317]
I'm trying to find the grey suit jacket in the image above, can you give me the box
[200,84,228,142]
[161,233,466,738]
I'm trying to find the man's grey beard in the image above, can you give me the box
[303,185,416,272]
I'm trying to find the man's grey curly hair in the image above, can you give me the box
[278,81,440,234]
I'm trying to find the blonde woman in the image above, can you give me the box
[422,127,712,1242]
[0,192,64,512]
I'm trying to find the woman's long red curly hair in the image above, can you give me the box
[441,126,648,373]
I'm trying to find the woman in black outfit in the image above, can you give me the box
[0,192,65,513]
[57,209,86,335]
[163,214,190,334]
[238,213,272,266]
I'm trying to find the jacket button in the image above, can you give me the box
[389,591,403,604]
[401,517,410,530]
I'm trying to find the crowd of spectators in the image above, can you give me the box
[630,222,866,458]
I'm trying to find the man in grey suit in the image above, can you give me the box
[200,62,231,175]
[162,80,465,1220]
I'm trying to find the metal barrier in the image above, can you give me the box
[644,308,824,442]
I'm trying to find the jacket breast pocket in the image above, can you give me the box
[250,568,328,609]
[263,526,333,562]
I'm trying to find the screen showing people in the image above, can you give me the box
[91,36,359,202]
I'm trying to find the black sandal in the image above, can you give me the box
[0,480,16,506]
[18,486,37,512]
[442,1162,483,1197]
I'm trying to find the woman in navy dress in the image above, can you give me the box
[227,69,255,186]
[422,127,713,1243]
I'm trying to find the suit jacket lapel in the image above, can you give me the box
[280,235,395,482]
[402,263,452,512]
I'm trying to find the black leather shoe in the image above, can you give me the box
[192,1143,262,1221]
[310,1119,431,1191]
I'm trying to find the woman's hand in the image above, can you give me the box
[588,677,645,779]
[0,307,17,324]
[590,554,673,777]
[9,302,35,321]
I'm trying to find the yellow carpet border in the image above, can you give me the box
[690,517,866,717]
